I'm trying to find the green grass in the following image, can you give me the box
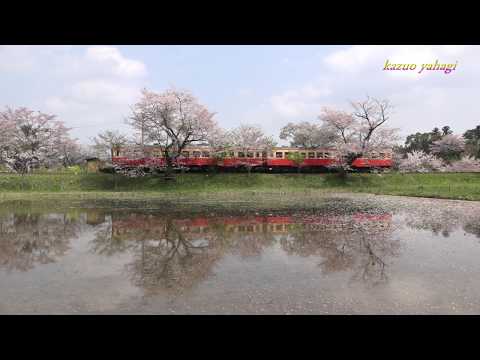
[0,172,479,201]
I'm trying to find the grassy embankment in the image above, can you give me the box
[0,172,479,203]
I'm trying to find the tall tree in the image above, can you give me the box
[227,124,276,173]
[0,107,72,173]
[442,126,453,136]
[464,125,480,159]
[128,88,218,178]
[279,121,335,148]
[431,127,442,141]
[404,132,434,154]
[430,134,465,163]
[350,96,394,153]
[319,97,400,177]
[92,130,130,161]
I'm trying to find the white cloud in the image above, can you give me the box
[85,46,147,78]
[270,85,331,118]
[0,46,148,142]
[264,45,480,141]
[324,45,469,80]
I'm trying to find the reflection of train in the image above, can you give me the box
[111,145,393,172]
[110,213,393,238]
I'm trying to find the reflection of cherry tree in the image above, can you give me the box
[0,212,81,272]
[280,214,400,286]
[464,219,480,239]
[127,219,222,294]
[349,228,395,286]
[90,213,279,293]
[89,211,402,291]
[90,215,137,256]
[225,222,276,258]
[404,209,469,238]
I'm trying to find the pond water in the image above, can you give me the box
[1,195,480,314]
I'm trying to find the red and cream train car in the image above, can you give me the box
[111,145,393,172]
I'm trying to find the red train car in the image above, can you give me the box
[111,145,393,173]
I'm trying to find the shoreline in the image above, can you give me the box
[0,172,479,203]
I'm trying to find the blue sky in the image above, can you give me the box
[0,45,477,144]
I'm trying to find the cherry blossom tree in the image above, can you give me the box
[319,108,356,147]
[464,125,480,159]
[350,96,394,153]
[399,150,444,173]
[92,130,130,161]
[318,98,400,176]
[279,121,336,148]
[128,88,218,178]
[206,126,232,161]
[227,124,276,173]
[430,134,465,163]
[444,155,480,173]
[0,113,15,168]
[0,107,73,174]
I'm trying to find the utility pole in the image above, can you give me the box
[141,118,145,158]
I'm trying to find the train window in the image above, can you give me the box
[284,152,290,158]
[247,152,254,158]
[193,151,201,158]
[256,152,261,158]
[238,152,245,158]
[301,152,306,157]
[370,153,378,159]
[316,152,324,158]
[181,151,189,158]
[262,152,267,158]
[202,151,210,158]
[228,151,235,158]
[275,152,283,158]
[379,152,386,158]
[308,152,315,158]
[269,152,274,158]
[275,224,283,231]
[324,152,331,158]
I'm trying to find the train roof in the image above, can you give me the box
[118,144,392,152]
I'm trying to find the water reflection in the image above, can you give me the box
[2,198,480,298]
[280,214,398,286]
[0,211,82,272]
[88,211,400,292]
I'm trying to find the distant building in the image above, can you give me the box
[85,157,105,173]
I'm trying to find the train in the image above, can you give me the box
[110,213,393,237]
[110,145,393,174]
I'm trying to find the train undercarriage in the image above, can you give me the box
[108,163,389,177]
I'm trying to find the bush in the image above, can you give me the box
[66,165,83,175]
[399,150,444,173]
[444,156,480,172]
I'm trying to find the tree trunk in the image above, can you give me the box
[337,166,348,181]
[164,157,175,181]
